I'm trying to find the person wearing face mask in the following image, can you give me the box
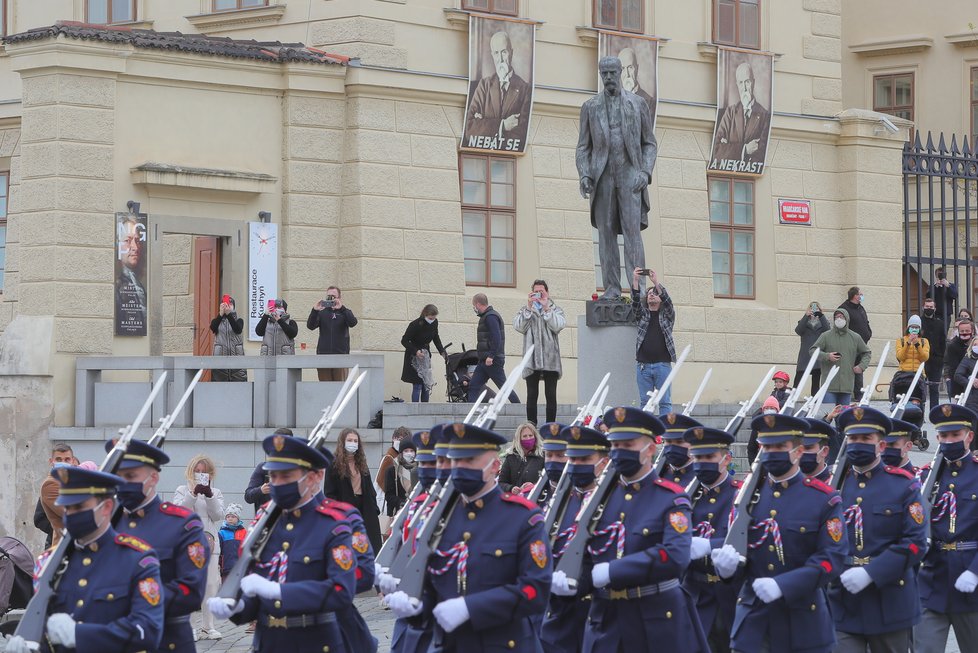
[799,418,838,482]
[565,406,708,652]
[385,441,419,523]
[543,425,610,653]
[2,467,165,653]
[681,426,742,653]
[895,314,930,374]
[944,319,974,400]
[912,403,978,653]
[536,422,569,505]
[828,407,927,653]
[921,297,947,408]
[498,422,546,494]
[384,423,551,652]
[839,287,873,402]
[401,304,448,403]
[326,427,383,552]
[881,418,924,479]
[926,265,959,326]
[110,440,209,653]
[810,307,872,408]
[954,335,978,415]
[658,413,701,486]
[710,413,847,653]
[207,434,359,652]
[377,426,413,529]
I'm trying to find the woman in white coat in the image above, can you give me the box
[172,454,226,641]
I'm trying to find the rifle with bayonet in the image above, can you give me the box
[217,366,367,603]
[805,365,840,419]
[682,368,712,417]
[829,341,891,490]
[16,373,170,643]
[724,366,777,440]
[643,344,691,414]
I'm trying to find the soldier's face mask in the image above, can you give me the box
[452,458,495,497]
[610,441,652,478]
[881,447,905,467]
[65,500,108,540]
[270,472,310,510]
[846,442,879,468]
[544,461,565,485]
[799,452,821,475]
[417,466,437,489]
[759,447,798,478]
[118,472,156,511]
[692,461,722,486]
[662,444,690,468]
[567,463,597,488]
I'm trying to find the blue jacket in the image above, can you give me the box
[541,489,588,653]
[218,522,246,577]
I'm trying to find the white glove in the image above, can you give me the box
[384,591,423,619]
[690,537,712,560]
[591,562,611,589]
[241,573,282,600]
[711,544,740,579]
[1,635,38,653]
[207,597,245,620]
[752,577,783,604]
[433,597,470,633]
[378,572,400,595]
[46,613,76,648]
[956,570,978,593]
[374,562,385,578]
[840,567,873,594]
[551,570,577,597]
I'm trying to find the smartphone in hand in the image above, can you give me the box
[194,472,210,486]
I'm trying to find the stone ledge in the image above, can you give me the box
[445,8,544,31]
[945,31,978,48]
[849,35,933,57]
[130,162,277,193]
[185,4,287,33]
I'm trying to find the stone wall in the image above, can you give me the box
[162,233,194,354]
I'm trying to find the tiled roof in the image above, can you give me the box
[4,21,349,65]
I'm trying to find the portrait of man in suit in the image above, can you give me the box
[576,56,658,299]
[618,47,655,115]
[709,52,773,175]
[462,20,535,154]
[115,212,148,336]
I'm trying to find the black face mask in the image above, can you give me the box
[799,452,820,475]
[663,445,690,468]
[923,309,935,318]
[881,447,904,467]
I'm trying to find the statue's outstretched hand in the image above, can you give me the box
[580,177,594,199]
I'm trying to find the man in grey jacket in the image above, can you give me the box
[513,279,566,424]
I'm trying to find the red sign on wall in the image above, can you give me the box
[778,199,812,225]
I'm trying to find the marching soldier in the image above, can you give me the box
[386,423,551,652]
[573,407,709,652]
[711,414,846,653]
[799,418,836,482]
[914,404,978,653]
[881,418,923,479]
[207,434,358,652]
[659,413,701,485]
[538,422,568,506]
[542,425,609,652]
[682,426,741,653]
[830,407,926,652]
[110,440,208,653]
[4,467,163,653]
[433,423,453,485]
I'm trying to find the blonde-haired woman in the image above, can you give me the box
[325,427,382,551]
[172,454,225,641]
[497,422,545,494]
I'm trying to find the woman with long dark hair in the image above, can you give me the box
[400,304,447,402]
[325,427,382,551]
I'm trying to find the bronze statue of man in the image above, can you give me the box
[576,56,658,299]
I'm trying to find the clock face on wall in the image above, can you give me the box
[252,227,276,258]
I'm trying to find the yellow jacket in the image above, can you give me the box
[896,335,930,372]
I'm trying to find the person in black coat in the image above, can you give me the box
[383,441,417,519]
[921,296,947,409]
[325,427,382,552]
[307,285,358,382]
[497,422,545,493]
[839,286,871,400]
[794,302,830,393]
[243,428,294,511]
[944,320,974,400]
[401,304,447,402]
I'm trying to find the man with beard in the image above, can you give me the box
[115,215,147,333]
[617,47,655,115]
[576,56,657,299]
[711,61,770,172]
[464,30,531,149]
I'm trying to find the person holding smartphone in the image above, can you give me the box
[630,266,677,414]
[307,285,358,381]
[210,295,246,382]
[794,301,830,393]
[256,298,298,356]
[172,455,226,641]
[513,279,566,424]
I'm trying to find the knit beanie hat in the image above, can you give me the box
[761,396,780,412]
[908,315,921,329]
[225,503,243,519]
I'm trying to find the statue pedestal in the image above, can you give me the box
[577,300,640,410]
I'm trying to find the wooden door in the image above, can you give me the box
[193,237,221,381]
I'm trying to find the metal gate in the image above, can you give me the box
[903,131,978,322]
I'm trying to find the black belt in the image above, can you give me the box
[934,540,978,552]
[595,579,680,600]
[165,615,191,626]
[260,612,336,629]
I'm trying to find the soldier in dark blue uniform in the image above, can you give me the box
[542,424,609,653]
[385,423,552,652]
[538,422,568,507]
[711,413,847,653]
[829,407,926,652]
[109,440,208,653]
[5,467,163,653]
[882,417,924,479]
[682,426,741,653]
[564,407,708,652]
[658,413,701,486]
[800,418,836,482]
[914,404,978,653]
[207,433,358,653]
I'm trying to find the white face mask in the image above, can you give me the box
[345,442,359,454]
[402,452,416,463]
[972,346,978,356]
[834,318,846,329]
[425,317,436,324]
[393,439,402,452]
[762,408,777,415]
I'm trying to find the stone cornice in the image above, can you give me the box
[184,5,287,33]
[130,162,277,194]
[848,35,933,57]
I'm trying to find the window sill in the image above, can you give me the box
[444,8,541,31]
[130,162,277,194]
[185,5,287,33]
[849,35,933,57]
[88,19,155,29]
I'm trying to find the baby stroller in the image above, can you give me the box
[888,370,930,451]
[444,343,486,403]
[0,536,34,635]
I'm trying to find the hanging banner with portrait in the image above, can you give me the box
[115,209,148,336]
[708,47,775,176]
[598,31,659,131]
[460,14,536,155]
[248,222,279,342]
